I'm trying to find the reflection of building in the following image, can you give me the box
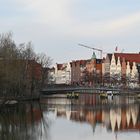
[47,102,140,133]
[70,105,140,132]
[110,105,139,132]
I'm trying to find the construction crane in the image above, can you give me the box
[78,43,103,59]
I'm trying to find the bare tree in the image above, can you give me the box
[0,32,52,101]
[36,53,53,88]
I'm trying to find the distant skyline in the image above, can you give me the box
[0,0,140,63]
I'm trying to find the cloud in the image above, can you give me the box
[69,11,140,38]
[1,1,140,44]
[6,0,140,38]
[15,0,72,24]
[106,12,140,33]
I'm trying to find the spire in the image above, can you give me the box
[110,53,117,75]
[126,61,131,79]
[116,57,121,77]
[91,52,96,60]
[115,46,118,52]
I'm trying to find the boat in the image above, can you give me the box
[137,94,140,99]
[67,92,79,99]
[100,93,108,99]
[100,92,114,100]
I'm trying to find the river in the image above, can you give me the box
[0,93,139,140]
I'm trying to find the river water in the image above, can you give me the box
[0,94,140,140]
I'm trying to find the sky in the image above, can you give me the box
[0,0,140,64]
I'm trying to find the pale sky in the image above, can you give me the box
[0,0,140,63]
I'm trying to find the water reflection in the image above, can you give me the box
[41,94,140,140]
[0,94,139,140]
[0,102,49,140]
[44,102,140,133]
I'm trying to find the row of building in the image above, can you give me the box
[48,52,140,87]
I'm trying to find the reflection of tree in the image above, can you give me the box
[0,102,50,140]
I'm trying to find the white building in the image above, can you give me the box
[116,57,122,80]
[110,54,117,76]
[131,62,138,80]
[47,67,55,84]
[129,62,139,88]
[126,61,131,78]
[54,63,71,84]
[109,53,139,87]
[110,54,122,77]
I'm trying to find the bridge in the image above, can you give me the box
[41,86,121,95]
[40,86,140,96]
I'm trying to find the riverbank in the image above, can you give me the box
[0,95,40,105]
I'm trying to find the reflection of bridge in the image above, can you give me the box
[41,94,138,111]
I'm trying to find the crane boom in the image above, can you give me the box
[78,44,102,51]
[78,43,103,59]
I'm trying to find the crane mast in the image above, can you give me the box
[78,44,103,59]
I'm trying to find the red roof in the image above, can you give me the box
[71,60,88,65]
[114,53,140,63]
[57,63,68,70]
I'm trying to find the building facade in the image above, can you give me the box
[103,53,140,87]
[54,63,71,84]
[70,60,87,85]
[47,67,55,85]
[85,52,102,85]
[70,52,102,86]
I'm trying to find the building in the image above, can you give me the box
[27,60,42,81]
[70,52,102,85]
[54,63,71,84]
[46,67,55,85]
[85,52,102,85]
[70,60,87,85]
[103,52,140,87]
